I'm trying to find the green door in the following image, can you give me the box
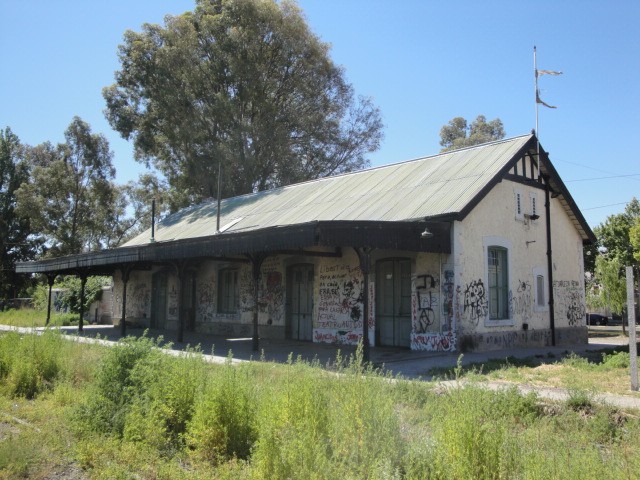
[287,264,314,341]
[376,259,412,347]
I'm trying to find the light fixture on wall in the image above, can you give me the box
[525,213,540,221]
[421,227,433,239]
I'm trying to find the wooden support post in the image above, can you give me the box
[45,274,55,326]
[120,267,131,337]
[78,274,87,333]
[355,247,373,363]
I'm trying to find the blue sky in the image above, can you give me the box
[1,0,638,229]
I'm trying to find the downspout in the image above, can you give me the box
[544,177,556,346]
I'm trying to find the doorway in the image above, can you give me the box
[287,264,314,341]
[151,272,168,329]
[376,259,412,347]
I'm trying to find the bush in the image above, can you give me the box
[187,358,257,465]
[0,330,64,399]
[123,346,205,453]
[75,333,158,436]
[601,350,630,369]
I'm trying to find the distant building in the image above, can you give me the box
[17,134,594,352]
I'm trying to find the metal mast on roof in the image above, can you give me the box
[534,45,563,165]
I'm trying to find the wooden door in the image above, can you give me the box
[287,264,314,341]
[376,259,411,347]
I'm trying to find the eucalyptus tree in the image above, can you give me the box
[439,115,505,152]
[104,0,383,208]
[0,127,40,297]
[16,117,120,256]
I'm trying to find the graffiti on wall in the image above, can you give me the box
[462,329,552,350]
[463,279,488,325]
[441,269,456,329]
[196,280,215,322]
[509,279,532,322]
[410,331,456,352]
[259,270,284,325]
[129,283,150,317]
[316,264,364,329]
[167,285,178,321]
[554,280,585,326]
[413,274,439,334]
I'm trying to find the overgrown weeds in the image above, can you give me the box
[1,332,640,479]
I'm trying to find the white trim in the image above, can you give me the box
[533,266,548,312]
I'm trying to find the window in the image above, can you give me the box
[536,275,545,307]
[530,192,538,217]
[533,267,548,311]
[514,189,524,220]
[218,268,239,313]
[488,247,509,319]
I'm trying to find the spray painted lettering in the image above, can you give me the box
[463,279,488,325]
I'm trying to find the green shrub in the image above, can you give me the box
[252,356,332,480]
[0,330,64,399]
[328,347,404,478]
[601,350,630,369]
[123,347,205,452]
[75,333,158,436]
[187,358,257,465]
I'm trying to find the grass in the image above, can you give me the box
[429,347,640,397]
[0,308,78,328]
[1,331,639,479]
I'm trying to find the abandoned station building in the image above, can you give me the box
[17,134,595,353]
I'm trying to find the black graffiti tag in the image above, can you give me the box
[464,279,488,325]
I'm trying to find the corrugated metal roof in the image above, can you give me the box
[123,134,535,247]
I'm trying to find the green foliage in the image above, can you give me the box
[0,127,40,298]
[32,275,110,315]
[0,330,64,399]
[631,216,640,263]
[15,117,124,255]
[587,254,627,315]
[104,0,383,209]
[75,333,158,436]
[586,197,640,273]
[2,333,640,479]
[439,115,505,152]
[601,350,630,369]
[187,358,257,465]
[123,347,205,453]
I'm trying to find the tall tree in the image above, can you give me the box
[585,197,640,273]
[439,115,505,152]
[0,128,40,298]
[15,117,119,256]
[104,0,383,208]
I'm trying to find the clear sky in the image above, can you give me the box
[1,0,638,229]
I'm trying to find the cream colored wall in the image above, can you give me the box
[453,178,585,337]
[549,199,587,328]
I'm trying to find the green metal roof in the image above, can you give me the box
[124,134,534,247]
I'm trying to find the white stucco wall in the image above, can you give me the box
[451,178,586,350]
